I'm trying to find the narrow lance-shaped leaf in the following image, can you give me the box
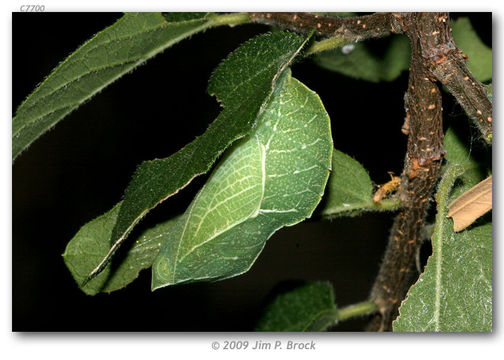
[255,282,338,332]
[82,32,311,285]
[13,12,218,161]
[152,69,333,289]
[62,202,179,295]
[394,129,492,332]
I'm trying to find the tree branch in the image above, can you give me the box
[425,17,493,143]
[249,12,402,41]
[367,12,447,331]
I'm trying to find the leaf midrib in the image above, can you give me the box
[13,18,211,137]
[16,19,197,114]
[431,164,465,331]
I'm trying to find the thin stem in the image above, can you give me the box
[370,198,402,211]
[435,165,465,220]
[209,12,251,27]
[305,36,347,56]
[320,197,402,219]
[338,301,378,322]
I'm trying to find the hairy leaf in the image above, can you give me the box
[255,282,338,331]
[394,221,492,332]
[452,17,492,83]
[13,12,216,161]
[152,70,332,289]
[162,12,209,22]
[320,150,372,216]
[319,149,400,217]
[394,130,492,332]
[82,32,311,284]
[448,175,492,232]
[313,35,410,82]
[62,203,179,295]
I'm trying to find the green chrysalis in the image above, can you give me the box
[152,69,333,290]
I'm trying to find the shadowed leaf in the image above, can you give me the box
[320,150,372,216]
[313,35,410,82]
[256,282,338,331]
[319,149,400,217]
[63,203,179,295]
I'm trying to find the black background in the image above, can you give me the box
[12,12,491,331]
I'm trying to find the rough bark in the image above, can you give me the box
[249,12,402,41]
[367,13,450,331]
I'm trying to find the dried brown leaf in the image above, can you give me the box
[447,175,492,232]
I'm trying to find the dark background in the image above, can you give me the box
[12,12,491,331]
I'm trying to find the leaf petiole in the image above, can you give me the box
[337,301,378,322]
[209,12,251,27]
[305,36,347,56]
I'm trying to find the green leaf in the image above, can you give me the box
[313,35,410,82]
[320,150,372,216]
[319,149,400,217]
[79,32,311,285]
[255,282,338,331]
[452,17,492,83]
[13,12,217,161]
[152,69,332,289]
[62,203,179,295]
[162,12,209,22]
[393,130,492,332]
[394,221,492,332]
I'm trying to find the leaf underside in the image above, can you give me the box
[255,281,338,332]
[394,129,492,332]
[13,12,214,161]
[63,203,179,295]
[152,69,333,289]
